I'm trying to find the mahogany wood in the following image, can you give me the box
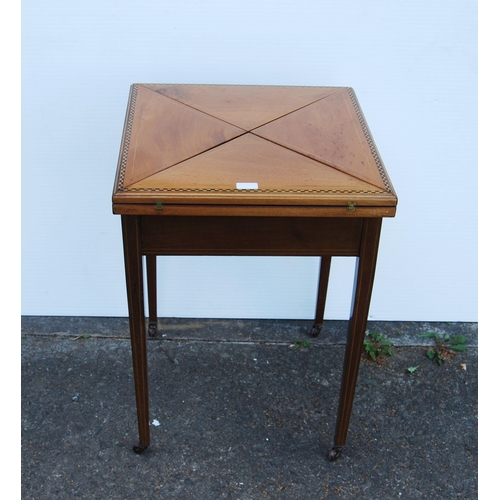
[141,84,337,130]
[114,84,397,460]
[334,218,382,449]
[121,85,245,188]
[252,91,386,189]
[314,256,333,325]
[113,204,396,217]
[140,216,362,256]
[146,255,158,337]
[112,84,397,213]
[121,216,150,451]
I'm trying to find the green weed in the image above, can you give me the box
[363,331,393,361]
[292,339,310,348]
[418,332,467,366]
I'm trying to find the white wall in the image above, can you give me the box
[21,0,478,321]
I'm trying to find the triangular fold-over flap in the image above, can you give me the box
[126,134,385,194]
[122,86,245,187]
[252,89,387,190]
[141,84,339,131]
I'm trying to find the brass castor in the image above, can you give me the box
[148,322,158,338]
[132,444,148,454]
[310,323,323,338]
[328,447,343,462]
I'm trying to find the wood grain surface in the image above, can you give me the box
[113,84,397,216]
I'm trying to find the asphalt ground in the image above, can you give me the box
[21,317,478,499]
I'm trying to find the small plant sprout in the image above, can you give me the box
[407,366,419,374]
[72,333,91,341]
[418,332,467,366]
[363,331,393,361]
[292,339,310,348]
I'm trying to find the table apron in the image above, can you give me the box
[139,215,363,256]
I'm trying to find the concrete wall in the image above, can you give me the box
[21,0,478,321]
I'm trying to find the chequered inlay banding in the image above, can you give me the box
[346,88,393,194]
[116,84,138,191]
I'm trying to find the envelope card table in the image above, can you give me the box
[112,84,397,460]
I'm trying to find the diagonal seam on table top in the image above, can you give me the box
[119,85,392,195]
[121,87,362,191]
[246,133,389,193]
[121,84,327,189]
[122,87,368,193]
[251,91,388,191]
[136,84,259,132]
[121,85,247,188]
[142,86,390,192]
[122,135,384,195]
[140,83,342,131]
[122,132,389,195]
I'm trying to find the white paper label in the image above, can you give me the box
[236,182,259,190]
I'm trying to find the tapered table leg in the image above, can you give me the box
[146,254,158,338]
[329,218,382,461]
[122,215,150,454]
[310,256,332,338]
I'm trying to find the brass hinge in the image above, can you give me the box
[346,201,356,212]
[154,200,164,210]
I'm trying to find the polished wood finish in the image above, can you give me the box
[121,216,150,451]
[113,203,396,217]
[140,216,363,256]
[114,84,397,459]
[126,133,382,194]
[146,255,158,337]
[113,84,397,212]
[121,85,245,188]
[312,256,333,334]
[334,218,382,449]
[252,91,386,189]
[141,84,337,130]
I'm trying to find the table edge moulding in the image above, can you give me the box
[112,83,398,462]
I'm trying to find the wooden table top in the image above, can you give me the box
[112,84,397,217]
